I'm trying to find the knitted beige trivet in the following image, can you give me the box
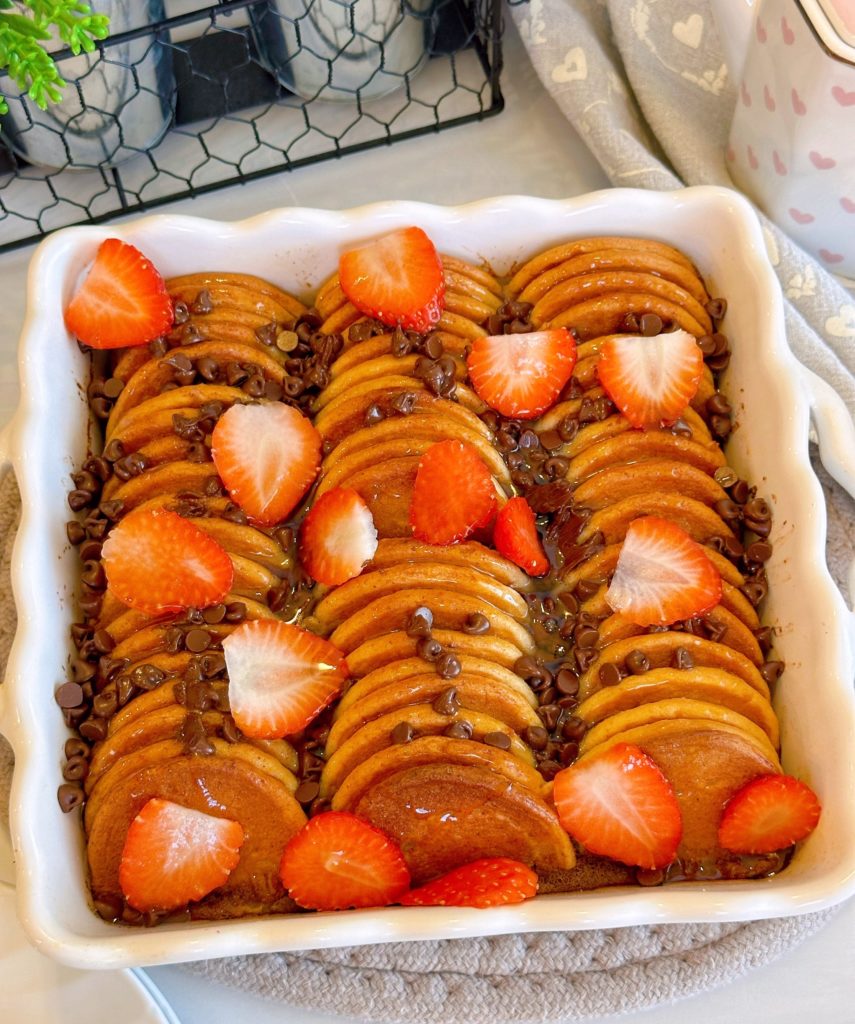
[0,460,852,1023]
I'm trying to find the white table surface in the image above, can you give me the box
[1,22,853,1024]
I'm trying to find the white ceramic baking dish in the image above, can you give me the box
[1,187,854,970]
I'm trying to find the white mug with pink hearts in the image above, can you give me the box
[712,0,855,279]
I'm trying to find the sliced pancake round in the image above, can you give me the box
[100,462,223,509]
[313,353,467,412]
[328,590,535,655]
[539,292,707,341]
[577,698,779,762]
[578,633,770,702]
[106,385,249,448]
[320,703,534,797]
[325,673,543,753]
[315,387,485,449]
[576,666,779,746]
[596,606,764,666]
[367,538,528,589]
[572,460,728,511]
[344,629,527,677]
[84,735,300,832]
[567,431,726,485]
[577,720,781,872]
[166,272,307,320]
[320,407,493,470]
[517,248,709,308]
[346,760,575,884]
[507,237,698,298]
[106,342,288,433]
[86,750,306,916]
[335,654,538,717]
[577,492,734,546]
[530,272,713,336]
[314,563,528,629]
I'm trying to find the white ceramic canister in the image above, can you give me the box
[715,0,855,278]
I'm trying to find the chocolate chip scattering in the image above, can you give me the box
[406,606,433,638]
[416,636,442,663]
[57,783,84,813]
[432,687,460,716]
[55,681,84,709]
[444,720,473,740]
[391,721,415,745]
[435,652,461,679]
[462,612,490,635]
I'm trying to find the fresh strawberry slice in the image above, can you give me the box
[299,487,378,586]
[596,329,703,429]
[64,238,173,350]
[102,507,234,615]
[493,496,549,576]
[339,226,445,332]
[605,515,721,626]
[279,811,410,910]
[553,743,682,869]
[718,774,822,854]
[410,439,497,545]
[399,858,538,908]
[466,328,577,420]
[223,619,348,739]
[211,402,322,527]
[119,798,244,912]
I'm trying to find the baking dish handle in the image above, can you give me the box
[801,368,855,501]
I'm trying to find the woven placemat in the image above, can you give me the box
[0,459,852,1023]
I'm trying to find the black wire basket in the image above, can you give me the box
[0,0,506,253]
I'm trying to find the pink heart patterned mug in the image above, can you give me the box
[713,0,855,279]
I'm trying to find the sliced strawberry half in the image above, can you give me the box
[279,811,411,910]
[223,619,348,739]
[605,515,721,626]
[409,439,497,546]
[119,798,244,912]
[466,328,577,420]
[399,857,538,909]
[299,487,378,586]
[211,402,322,527]
[339,226,445,332]
[553,743,682,869]
[493,496,549,576]
[718,774,822,854]
[64,238,173,350]
[102,507,234,615]
[597,330,703,429]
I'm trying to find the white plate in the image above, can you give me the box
[1,187,854,970]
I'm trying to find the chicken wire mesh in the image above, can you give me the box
[0,0,505,252]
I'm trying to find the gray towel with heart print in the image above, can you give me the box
[510,0,855,420]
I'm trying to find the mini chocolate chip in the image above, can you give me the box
[295,780,321,804]
[706,392,732,416]
[745,540,773,563]
[92,690,118,718]
[116,676,135,706]
[57,783,84,813]
[483,730,511,750]
[102,377,124,399]
[131,664,165,690]
[79,717,108,742]
[202,604,227,625]
[743,497,771,522]
[715,498,742,523]
[636,867,666,887]
[391,721,415,744]
[364,403,384,426]
[711,414,732,439]
[66,520,86,545]
[225,602,247,623]
[538,759,561,781]
[185,628,211,653]
[742,579,768,607]
[561,716,586,741]
[598,662,623,687]
[759,659,785,685]
[417,636,442,663]
[574,624,599,649]
[462,612,490,635]
[555,668,580,697]
[730,479,751,505]
[180,711,215,755]
[71,659,96,683]
[639,312,663,336]
[714,466,738,488]
[68,489,93,512]
[445,720,473,740]
[55,682,84,709]
[433,687,460,716]
[391,391,417,415]
[538,429,563,452]
[65,738,89,760]
[626,650,650,675]
[538,705,561,731]
[436,653,461,679]
[672,647,695,670]
[706,298,727,321]
[406,606,434,638]
[524,725,549,750]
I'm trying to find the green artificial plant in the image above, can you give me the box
[0,1,110,114]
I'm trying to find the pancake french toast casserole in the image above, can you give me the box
[56,227,822,923]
